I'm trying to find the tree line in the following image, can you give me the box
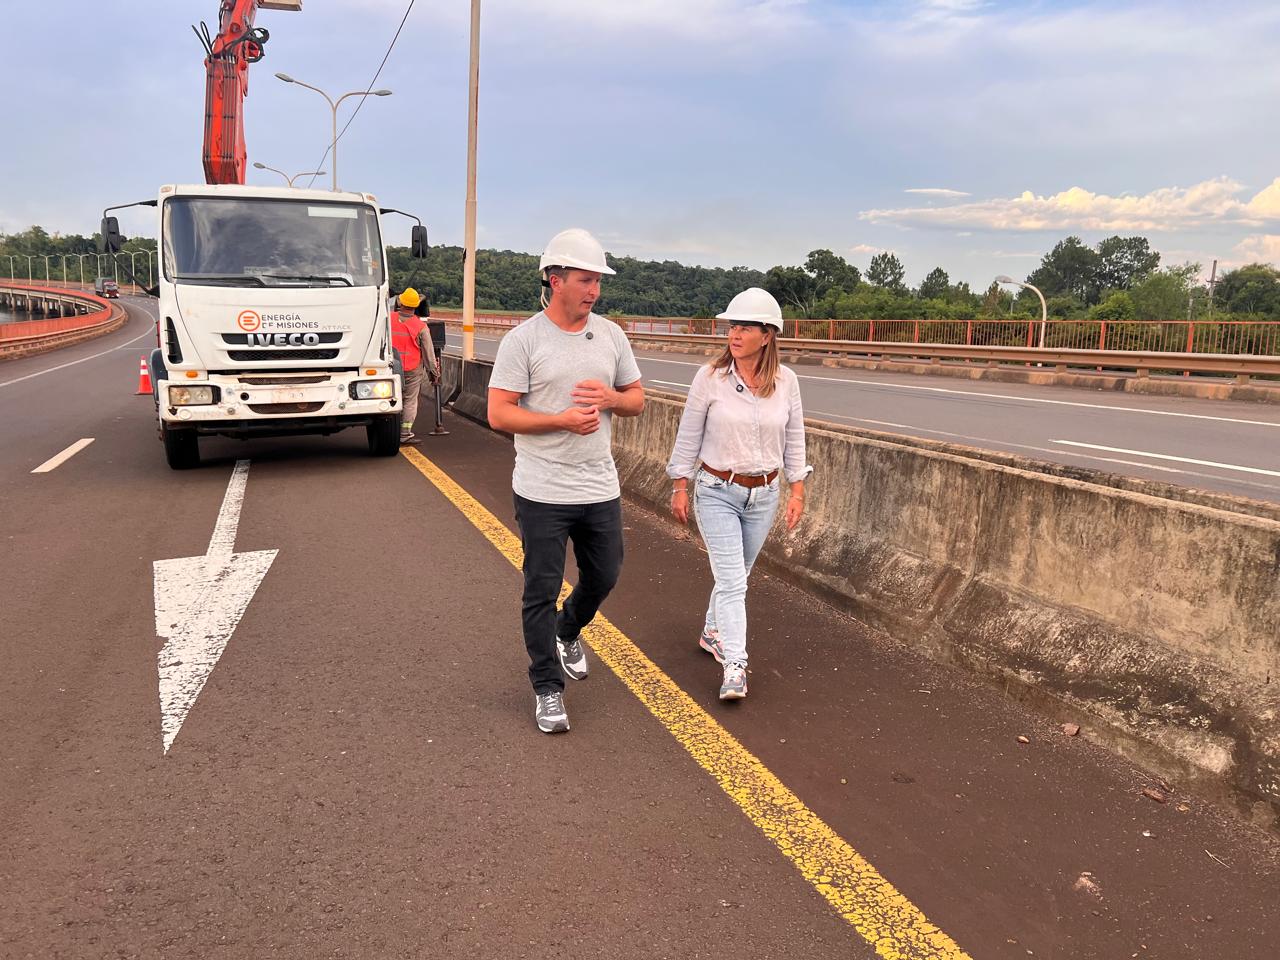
[4,224,1279,321]
[761,238,1280,323]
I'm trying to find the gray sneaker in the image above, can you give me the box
[719,661,748,700]
[535,691,570,733]
[556,635,589,681]
[698,630,725,664]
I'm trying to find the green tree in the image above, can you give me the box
[804,248,861,294]
[1216,263,1280,316]
[764,264,818,317]
[1089,291,1136,321]
[1026,236,1102,304]
[866,251,906,293]
[1130,265,1197,321]
[1095,236,1160,292]
[918,267,949,300]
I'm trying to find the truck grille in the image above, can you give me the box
[227,349,339,361]
[222,333,343,345]
[247,402,327,414]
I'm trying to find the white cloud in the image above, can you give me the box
[904,188,971,198]
[860,177,1280,232]
[848,243,882,255]
[1232,235,1280,267]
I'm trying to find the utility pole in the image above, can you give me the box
[1205,259,1218,319]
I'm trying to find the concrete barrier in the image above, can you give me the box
[442,355,1280,829]
[0,284,126,360]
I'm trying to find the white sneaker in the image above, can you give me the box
[556,635,589,681]
[719,662,747,700]
[535,691,570,733]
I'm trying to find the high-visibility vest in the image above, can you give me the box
[391,310,424,371]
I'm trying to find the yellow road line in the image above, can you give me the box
[402,447,971,960]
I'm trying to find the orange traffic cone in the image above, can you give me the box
[135,355,152,395]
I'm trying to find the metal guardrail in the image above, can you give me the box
[444,318,1280,382]
[625,332,1280,380]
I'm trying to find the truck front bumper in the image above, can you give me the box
[158,370,401,437]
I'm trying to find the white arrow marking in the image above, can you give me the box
[153,459,277,753]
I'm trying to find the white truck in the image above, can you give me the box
[101,184,427,469]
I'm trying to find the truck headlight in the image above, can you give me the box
[351,380,395,400]
[168,385,215,405]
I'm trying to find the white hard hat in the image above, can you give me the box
[716,287,784,331]
[539,228,616,276]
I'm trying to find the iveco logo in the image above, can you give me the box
[248,332,322,346]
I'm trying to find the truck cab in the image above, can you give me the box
[103,183,427,469]
[94,277,119,298]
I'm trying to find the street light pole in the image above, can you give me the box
[995,275,1048,349]
[274,74,391,191]
[462,0,481,362]
[253,161,327,186]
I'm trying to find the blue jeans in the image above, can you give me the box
[691,468,780,666]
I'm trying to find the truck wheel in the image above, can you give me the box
[367,414,401,457]
[162,426,200,470]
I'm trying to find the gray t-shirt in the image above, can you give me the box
[489,311,642,504]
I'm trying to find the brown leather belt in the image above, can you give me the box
[701,465,778,488]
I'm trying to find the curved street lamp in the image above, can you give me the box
[996,275,1048,349]
[274,73,392,191]
[253,161,328,187]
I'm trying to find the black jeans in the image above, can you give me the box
[513,494,624,694]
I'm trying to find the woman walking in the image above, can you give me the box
[667,288,811,700]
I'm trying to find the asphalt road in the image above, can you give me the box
[2,298,1277,959]
[447,331,1280,503]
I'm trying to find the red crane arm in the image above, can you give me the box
[201,1,301,185]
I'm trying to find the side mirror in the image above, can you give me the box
[411,224,429,258]
[100,216,123,253]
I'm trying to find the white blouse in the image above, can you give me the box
[666,362,813,483]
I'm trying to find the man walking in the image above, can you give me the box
[487,228,645,733]
[391,287,437,445]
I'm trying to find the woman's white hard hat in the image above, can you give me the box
[539,228,616,276]
[716,287,784,331]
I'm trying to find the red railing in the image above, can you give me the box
[780,318,1280,357]
[433,309,1280,357]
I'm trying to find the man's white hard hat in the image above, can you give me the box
[539,228,616,276]
[716,287,784,331]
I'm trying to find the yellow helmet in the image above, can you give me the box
[399,287,422,308]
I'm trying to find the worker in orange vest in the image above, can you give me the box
[391,288,438,445]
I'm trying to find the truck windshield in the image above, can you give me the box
[163,197,383,287]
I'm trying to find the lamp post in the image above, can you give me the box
[996,275,1048,349]
[461,0,481,362]
[77,253,91,286]
[6,255,15,280]
[25,256,34,281]
[274,73,391,191]
[43,255,53,285]
[147,249,157,287]
[252,161,327,186]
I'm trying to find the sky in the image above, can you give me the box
[1,0,1278,289]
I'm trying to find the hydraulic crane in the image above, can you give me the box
[194,1,303,185]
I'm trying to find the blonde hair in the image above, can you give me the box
[710,328,780,399]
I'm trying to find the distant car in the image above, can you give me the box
[94,277,119,298]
